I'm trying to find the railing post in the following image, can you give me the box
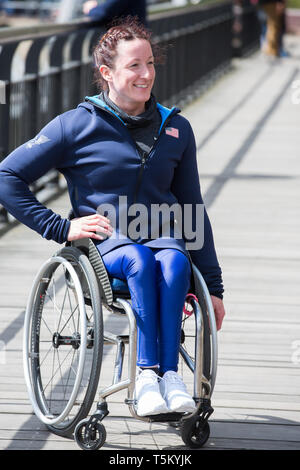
[232,0,261,57]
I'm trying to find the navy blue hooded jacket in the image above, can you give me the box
[87,0,147,26]
[0,96,224,297]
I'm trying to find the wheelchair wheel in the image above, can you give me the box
[179,294,211,387]
[23,246,103,437]
[179,265,218,395]
[181,415,210,449]
[74,417,106,450]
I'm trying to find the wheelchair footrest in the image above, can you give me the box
[146,412,185,423]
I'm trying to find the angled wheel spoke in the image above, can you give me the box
[42,347,76,397]
[63,266,77,333]
[57,281,69,333]
[58,304,79,336]
[39,342,55,369]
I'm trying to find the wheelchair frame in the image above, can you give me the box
[23,238,218,450]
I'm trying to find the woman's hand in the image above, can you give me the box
[67,213,113,242]
[210,295,226,331]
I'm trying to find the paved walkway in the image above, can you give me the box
[1,35,300,451]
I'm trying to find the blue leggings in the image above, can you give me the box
[102,244,191,374]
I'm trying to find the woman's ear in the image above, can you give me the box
[99,65,112,83]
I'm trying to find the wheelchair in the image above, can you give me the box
[23,237,218,450]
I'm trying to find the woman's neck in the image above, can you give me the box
[107,92,145,117]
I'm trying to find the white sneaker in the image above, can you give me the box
[134,369,169,416]
[160,371,196,413]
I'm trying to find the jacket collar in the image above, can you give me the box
[82,95,180,133]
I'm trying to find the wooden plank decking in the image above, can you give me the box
[1,36,300,451]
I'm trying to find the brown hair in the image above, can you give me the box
[93,16,164,91]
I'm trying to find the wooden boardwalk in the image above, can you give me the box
[1,36,300,451]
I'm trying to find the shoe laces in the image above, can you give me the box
[137,369,160,385]
[163,371,186,389]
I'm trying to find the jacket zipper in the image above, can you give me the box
[134,151,147,204]
[132,109,177,203]
[86,97,178,204]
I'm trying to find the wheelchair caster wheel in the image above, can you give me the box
[74,417,106,450]
[181,416,210,449]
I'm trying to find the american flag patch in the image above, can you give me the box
[165,127,179,138]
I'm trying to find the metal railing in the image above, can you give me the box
[232,0,261,57]
[0,0,260,233]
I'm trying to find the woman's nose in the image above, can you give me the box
[139,65,152,79]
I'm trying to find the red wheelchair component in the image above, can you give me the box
[183,293,199,316]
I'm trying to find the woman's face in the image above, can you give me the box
[101,38,156,116]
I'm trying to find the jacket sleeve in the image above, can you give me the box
[171,121,224,298]
[87,0,131,21]
[0,116,70,243]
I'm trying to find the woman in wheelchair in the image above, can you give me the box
[0,17,225,418]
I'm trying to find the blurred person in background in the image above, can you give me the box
[83,0,147,26]
[258,0,286,58]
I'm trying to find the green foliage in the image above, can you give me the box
[287,0,300,8]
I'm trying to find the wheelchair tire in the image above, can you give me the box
[23,246,103,438]
[180,416,210,449]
